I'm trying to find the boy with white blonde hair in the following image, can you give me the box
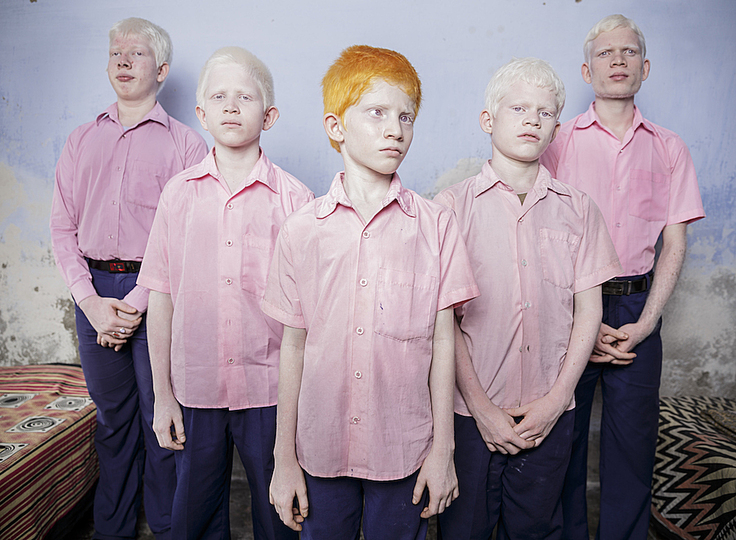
[50,17,207,539]
[139,46,313,539]
[436,57,621,539]
[541,14,704,539]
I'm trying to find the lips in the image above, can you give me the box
[381,147,402,156]
[519,133,539,141]
[610,72,628,80]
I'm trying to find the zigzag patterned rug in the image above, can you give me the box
[652,396,736,540]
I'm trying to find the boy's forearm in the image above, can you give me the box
[274,326,307,463]
[549,286,602,405]
[429,308,456,453]
[147,290,175,398]
[453,316,492,419]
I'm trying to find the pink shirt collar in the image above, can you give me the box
[316,172,416,219]
[96,101,171,131]
[184,148,283,195]
[577,102,656,137]
[473,160,573,201]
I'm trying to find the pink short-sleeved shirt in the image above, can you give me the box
[435,162,621,415]
[541,103,705,276]
[262,173,479,481]
[50,102,208,312]
[137,149,314,410]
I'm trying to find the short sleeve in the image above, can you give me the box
[137,193,172,294]
[436,208,479,311]
[573,195,622,293]
[261,222,305,328]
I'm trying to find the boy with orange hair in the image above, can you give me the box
[263,45,479,539]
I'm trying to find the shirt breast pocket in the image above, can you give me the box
[539,228,581,290]
[629,169,670,222]
[241,234,273,297]
[124,161,169,209]
[374,268,437,342]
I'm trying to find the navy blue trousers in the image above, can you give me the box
[562,280,662,540]
[439,411,574,540]
[172,406,296,540]
[301,469,429,540]
[75,268,176,540]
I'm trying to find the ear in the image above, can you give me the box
[195,105,209,132]
[581,63,592,85]
[262,106,280,131]
[479,110,493,135]
[550,121,561,144]
[642,58,651,82]
[324,112,345,145]
[157,62,170,84]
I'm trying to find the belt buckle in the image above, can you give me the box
[109,262,126,272]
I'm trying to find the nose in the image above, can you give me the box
[611,51,626,66]
[117,55,131,68]
[223,97,240,114]
[383,116,403,140]
[524,111,541,127]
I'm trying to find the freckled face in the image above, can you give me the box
[583,27,650,99]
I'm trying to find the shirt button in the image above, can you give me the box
[359,278,368,287]
[519,347,523,353]
[521,259,528,267]
[616,223,622,228]
[351,416,360,424]
[227,203,234,210]
[227,358,234,364]
[356,327,364,335]
[354,370,362,379]
[226,240,233,247]
[524,301,531,309]
[108,235,114,239]
[226,278,233,285]
[362,231,370,239]
[112,200,117,205]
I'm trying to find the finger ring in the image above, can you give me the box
[119,328,126,334]
[112,332,120,338]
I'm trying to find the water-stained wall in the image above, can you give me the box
[1,0,734,398]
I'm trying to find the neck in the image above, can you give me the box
[593,96,637,141]
[213,142,261,193]
[116,95,158,127]
[342,166,393,223]
[489,152,540,195]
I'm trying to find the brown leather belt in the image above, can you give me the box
[602,271,653,296]
[87,258,141,273]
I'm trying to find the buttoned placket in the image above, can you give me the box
[107,127,131,254]
[220,184,242,401]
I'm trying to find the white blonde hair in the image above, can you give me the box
[196,47,275,111]
[484,57,566,119]
[584,14,647,64]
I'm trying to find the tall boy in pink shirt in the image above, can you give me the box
[50,17,207,539]
[139,47,313,539]
[263,45,479,539]
[435,58,621,539]
[540,15,705,540]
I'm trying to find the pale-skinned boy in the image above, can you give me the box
[138,47,313,539]
[262,45,479,539]
[435,58,621,539]
[50,17,207,539]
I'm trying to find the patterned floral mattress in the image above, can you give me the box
[0,364,98,540]
[652,396,736,540]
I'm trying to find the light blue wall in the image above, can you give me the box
[1,0,734,396]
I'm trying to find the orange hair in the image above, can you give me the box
[322,45,421,151]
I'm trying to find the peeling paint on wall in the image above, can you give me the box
[0,164,78,366]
